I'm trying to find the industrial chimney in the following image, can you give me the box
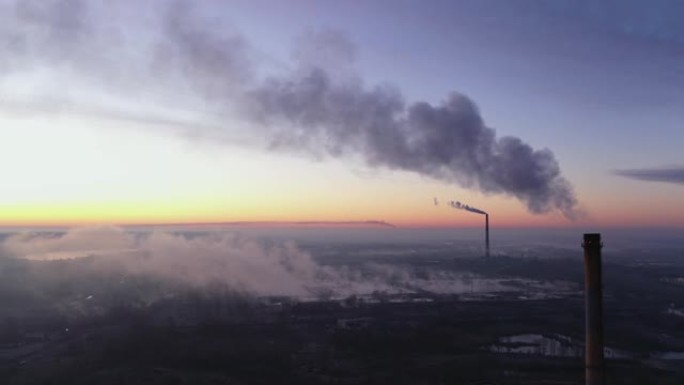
[485,214,490,258]
[582,233,605,385]
[446,200,489,258]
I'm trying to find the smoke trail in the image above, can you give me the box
[613,166,684,185]
[449,201,487,215]
[0,0,578,217]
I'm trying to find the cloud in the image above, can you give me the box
[613,166,684,185]
[149,220,396,228]
[546,0,684,45]
[0,0,578,217]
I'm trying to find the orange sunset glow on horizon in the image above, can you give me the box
[1,1,683,232]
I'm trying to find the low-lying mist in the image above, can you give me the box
[0,227,505,302]
[1,226,330,298]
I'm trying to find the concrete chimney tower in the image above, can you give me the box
[485,214,490,258]
[582,233,605,385]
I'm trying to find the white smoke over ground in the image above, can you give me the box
[2,226,134,261]
[1,227,325,297]
[0,227,525,299]
[0,0,578,216]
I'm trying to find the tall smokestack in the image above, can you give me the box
[485,214,490,258]
[447,200,490,257]
[582,233,605,385]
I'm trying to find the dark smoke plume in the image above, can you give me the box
[449,201,487,215]
[246,71,577,217]
[0,0,578,217]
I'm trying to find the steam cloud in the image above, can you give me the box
[0,0,577,216]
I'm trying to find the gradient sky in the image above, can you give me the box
[1,0,683,228]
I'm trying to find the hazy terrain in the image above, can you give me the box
[1,226,683,384]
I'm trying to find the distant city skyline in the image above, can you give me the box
[1,0,682,228]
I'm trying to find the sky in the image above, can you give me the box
[0,0,683,229]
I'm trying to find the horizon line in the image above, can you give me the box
[0,220,398,230]
[1,221,684,231]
